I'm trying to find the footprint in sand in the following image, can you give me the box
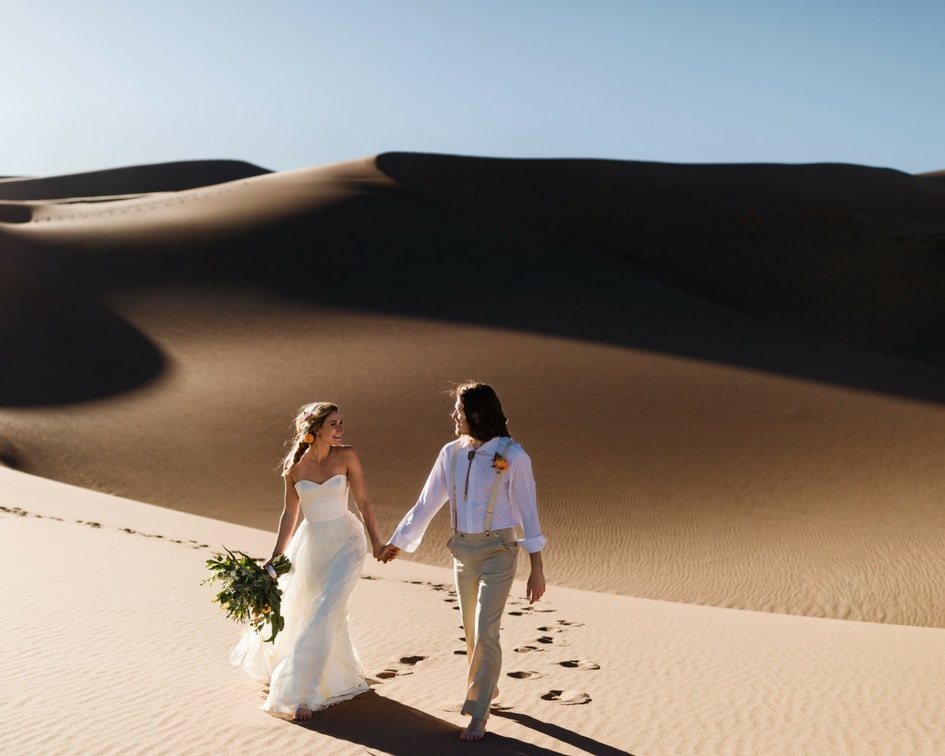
[541,690,592,705]
[404,580,455,600]
[536,635,571,647]
[507,670,545,680]
[514,645,546,654]
[508,605,557,617]
[374,669,404,680]
[374,654,428,681]
[558,659,600,671]
[397,654,427,666]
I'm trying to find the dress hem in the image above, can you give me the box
[262,682,371,719]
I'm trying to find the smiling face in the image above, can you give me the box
[316,410,345,445]
[450,397,470,438]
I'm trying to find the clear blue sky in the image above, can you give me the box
[3,0,943,178]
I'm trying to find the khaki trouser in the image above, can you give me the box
[448,528,519,720]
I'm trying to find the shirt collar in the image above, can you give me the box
[464,436,508,455]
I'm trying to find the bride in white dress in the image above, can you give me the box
[230,402,385,720]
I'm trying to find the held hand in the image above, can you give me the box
[526,570,546,604]
[378,543,401,563]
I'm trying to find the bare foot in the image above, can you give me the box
[460,717,487,742]
[294,707,313,721]
[493,687,500,699]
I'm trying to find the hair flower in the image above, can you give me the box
[492,453,509,472]
[303,433,315,444]
[297,413,316,432]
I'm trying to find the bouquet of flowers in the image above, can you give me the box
[203,548,292,643]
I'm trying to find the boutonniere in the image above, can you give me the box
[492,453,509,472]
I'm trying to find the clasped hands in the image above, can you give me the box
[374,543,401,563]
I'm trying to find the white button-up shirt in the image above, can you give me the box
[391,436,547,554]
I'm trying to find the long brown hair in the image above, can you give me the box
[452,381,509,442]
[280,401,339,475]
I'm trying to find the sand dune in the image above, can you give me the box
[0,159,270,200]
[2,153,945,631]
[5,153,945,361]
[4,151,945,751]
[375,153,945,361]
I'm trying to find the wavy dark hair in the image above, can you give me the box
[452,381,509,442]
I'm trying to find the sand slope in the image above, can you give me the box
[2,153,945,632]
[4,468,945,756]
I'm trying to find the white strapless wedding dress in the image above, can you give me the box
[230,474,369,717]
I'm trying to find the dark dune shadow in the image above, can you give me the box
[7,152,945,406]
[373,152,945,366]
[292,690,567,755]
[75,181,945,406]
[918,170,945,188]
[0,242,165,406]
[0,203,31,223]
[0,437,23,469]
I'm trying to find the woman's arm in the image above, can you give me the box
[344,447,385,558]
[264,474,302,567]
[387,443,453,553]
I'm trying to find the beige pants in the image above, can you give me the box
[448,528,519,720]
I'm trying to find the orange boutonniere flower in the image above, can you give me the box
[492,453,509,472]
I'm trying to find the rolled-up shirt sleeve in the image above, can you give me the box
[390,444,452,552]
[509,450,546,553]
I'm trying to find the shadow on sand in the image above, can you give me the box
[0,242,166,407]
[292,691,631,755]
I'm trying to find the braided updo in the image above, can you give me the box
[281,401,339,475]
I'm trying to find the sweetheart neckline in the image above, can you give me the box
[295,473,346,487]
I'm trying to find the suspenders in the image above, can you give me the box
[450,437,515,534]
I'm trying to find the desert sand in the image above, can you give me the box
[3,153,945,754]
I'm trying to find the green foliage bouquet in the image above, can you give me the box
[203,548,292,643]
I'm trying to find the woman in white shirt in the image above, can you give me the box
[381,381,547,742]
